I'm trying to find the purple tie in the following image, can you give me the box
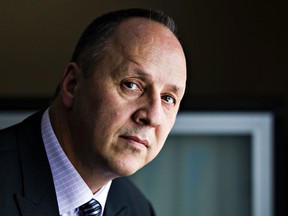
[79,199,102,216]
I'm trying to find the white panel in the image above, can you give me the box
[171,112,274,216]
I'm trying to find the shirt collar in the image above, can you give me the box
[41,109,111,215]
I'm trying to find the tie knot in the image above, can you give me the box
[79,199,102,216]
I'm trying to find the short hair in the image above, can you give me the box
[53,8,178,98]
[72,8,178,76]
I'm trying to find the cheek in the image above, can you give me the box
[102,99,131,124]
[93,96,133,137]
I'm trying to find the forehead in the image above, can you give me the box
[115,18,184,57]
[112,18,186,72]
[103,17,186,94]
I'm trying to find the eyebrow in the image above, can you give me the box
[132,68,184,95]
[119,57,184,95]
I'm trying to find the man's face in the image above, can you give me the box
[69,18,186,178]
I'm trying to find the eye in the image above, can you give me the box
[121,81,142,94]
[162,95,176,105]
[124,82,139,90]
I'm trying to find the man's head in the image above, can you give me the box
[71,8,178,77]
[51,8,186,191]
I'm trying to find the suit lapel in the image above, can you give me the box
[104,199,129,216]
[15,111,59,216]
[104,178,130,216]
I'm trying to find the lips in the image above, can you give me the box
[120,135,149,148]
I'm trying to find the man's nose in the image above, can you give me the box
[132,96,162,127]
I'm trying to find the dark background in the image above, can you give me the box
[0,0,286,215]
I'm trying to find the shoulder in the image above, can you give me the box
[0,124,23,214]
[0,110,43,151]
[111,177,146,200]
[110,177,146,199]
[0,125,18,151]
[106,177,155,216]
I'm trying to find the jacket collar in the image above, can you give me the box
[14,111,130,216]
[15,111,59,216]
[104,178,130,216]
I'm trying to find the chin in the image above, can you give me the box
[108,158,145,177]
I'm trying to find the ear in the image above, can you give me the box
[60,62,81,109]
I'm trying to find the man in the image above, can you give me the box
[0,8,186,216]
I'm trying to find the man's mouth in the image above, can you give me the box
[120,135,149,148]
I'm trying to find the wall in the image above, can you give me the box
[0,0,287,214]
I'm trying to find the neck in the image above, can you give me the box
[49,99,116,194]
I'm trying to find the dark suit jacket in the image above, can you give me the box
[0,111,155,216]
